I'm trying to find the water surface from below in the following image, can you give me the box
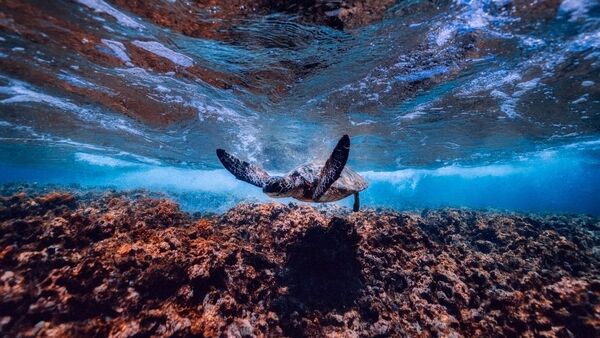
[0,0,599,213]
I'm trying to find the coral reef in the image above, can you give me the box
[0,191,599,337]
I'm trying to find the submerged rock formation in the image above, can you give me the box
[0,191,598,337]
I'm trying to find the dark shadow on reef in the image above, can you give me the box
[277,218,363,313]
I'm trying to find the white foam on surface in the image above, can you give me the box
[132,40,194,67]
[515,78,540,93]
[101,39,132,65]
[113,67,260,158]
[572,94,589,104]
[394,66,450,83]
[397,111,426,120]
[0,78,143,136]
[435,27,456,46]
[465,8,491,29]
[0,81,83,112]
[155,85,171,92]
[0,124,108,152]
[568,29,600,62]
[58,72,97,89]
[77,0,143,29]
[459,70,521,95]
[559,0,595,21]
[490,89,518,118]
[459,70,542,118]
[349,119,376,126]
[581,80,595,87]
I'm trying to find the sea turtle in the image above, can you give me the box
[216,135,368,211]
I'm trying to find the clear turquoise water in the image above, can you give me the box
[0,0,599,214]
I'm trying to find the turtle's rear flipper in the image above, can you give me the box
[353,192,360,212]
[312,135,350,200]
[216,149,271,188]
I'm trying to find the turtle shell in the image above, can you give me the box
[286,163,368,202]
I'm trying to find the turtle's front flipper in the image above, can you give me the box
[216,149,271,188]
[353,192,360,212]
[312,135,350,200]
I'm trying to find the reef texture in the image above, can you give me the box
[0,191,599,337]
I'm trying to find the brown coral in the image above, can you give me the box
[0,191,598,337]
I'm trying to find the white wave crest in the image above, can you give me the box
[132,41,194,68]
[101,39,132,65]
[77,0,143,29]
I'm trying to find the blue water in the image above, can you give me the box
[0,0,599,214]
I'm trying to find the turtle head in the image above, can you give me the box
[263,176,293,197]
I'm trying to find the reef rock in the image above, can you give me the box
[0,191,598,337]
